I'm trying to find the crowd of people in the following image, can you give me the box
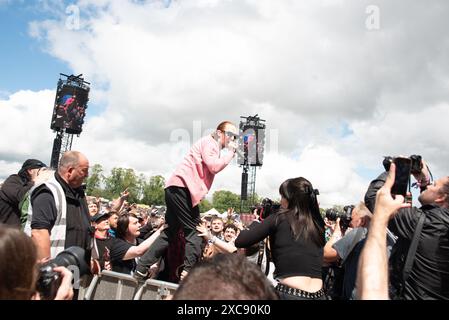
[1,120,448,300]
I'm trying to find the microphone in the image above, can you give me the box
[234,148,244,158]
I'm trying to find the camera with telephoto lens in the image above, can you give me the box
[383,155,422,174]
[37,246,89,300]
[251,198,281,220]
[325,205,354,231]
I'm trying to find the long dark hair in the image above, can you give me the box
[277,177,325,247]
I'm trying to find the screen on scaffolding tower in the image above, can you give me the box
[50,84,89,134]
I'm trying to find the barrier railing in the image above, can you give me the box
[83,270,178,300]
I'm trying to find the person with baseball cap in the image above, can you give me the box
[0,159,47,227]
[91,211,113,273]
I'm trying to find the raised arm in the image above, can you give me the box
[357,164,411,300]
[235,214,274,248]
[196,223,237,254]
[123,224,167,260]
[110,189,129,212]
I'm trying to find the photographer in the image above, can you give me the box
[323,202,385,299]
[235,177,326,300]
[0,225,73,300]
[364,156,449,299]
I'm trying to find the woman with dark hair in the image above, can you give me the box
[235,177,326,300]
[0,225,73,300]
[109,213,165,275]
[0,159,47,227]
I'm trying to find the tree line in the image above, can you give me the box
[85,165,339,215]
[84,165,256,213]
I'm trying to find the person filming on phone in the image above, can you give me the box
[364,156,449,300]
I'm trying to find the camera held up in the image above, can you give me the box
[383,155,422,174]
[37,246,89,300]
[252,198,281,220]
[325,205,354,232]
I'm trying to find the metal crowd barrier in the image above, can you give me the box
[83,270,178,300]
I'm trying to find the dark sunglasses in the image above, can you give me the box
[223,131,239,140]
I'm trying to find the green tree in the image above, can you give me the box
[85,164,104,197]
[104,167,140,203]
[199,199,213,213]
[212,190,240,213]
[141,175,166,206]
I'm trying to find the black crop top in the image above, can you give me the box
[235,213,323,279]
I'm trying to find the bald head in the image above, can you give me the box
[58,151,89,188]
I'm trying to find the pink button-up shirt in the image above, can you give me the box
[166,135,235,207]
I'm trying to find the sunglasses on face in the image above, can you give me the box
[223,131,239,140]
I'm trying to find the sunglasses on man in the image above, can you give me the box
[223,131,239,140]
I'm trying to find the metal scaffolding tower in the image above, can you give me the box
[238,115,266,212]
[49,74,90,169]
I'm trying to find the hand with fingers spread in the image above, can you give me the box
[120,188,130,200]
[196,222,213,241]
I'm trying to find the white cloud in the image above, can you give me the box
[0,90,55,163]
[2,0,449,208]
[211,145,367,208]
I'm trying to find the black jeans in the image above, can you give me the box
[136,186,203,274]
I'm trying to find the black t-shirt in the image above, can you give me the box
[110,238,143,275]
[30,189,58,230]
[235,213,324,279]
[388,204,449,299]
[94,237,114,270]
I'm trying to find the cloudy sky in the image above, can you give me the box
[1,0,449,208]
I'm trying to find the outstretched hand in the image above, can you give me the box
[120,188,130,200]
[196,222,212,240]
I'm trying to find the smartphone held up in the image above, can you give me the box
[390,157,412,198]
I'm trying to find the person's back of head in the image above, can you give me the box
[17,158,47,182]
[0,225,37,299]
[278,177,325,246]
[351,202,373,228]
[173,253,278,300]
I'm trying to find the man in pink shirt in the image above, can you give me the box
[135,121,238,281]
